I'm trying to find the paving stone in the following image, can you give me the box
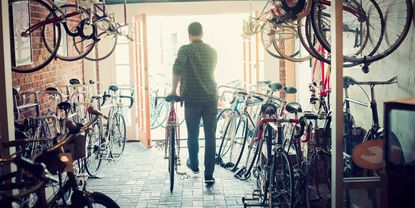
[86,142,256,207]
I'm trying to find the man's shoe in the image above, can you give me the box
[204,176,215,184]
[186,159,200,174]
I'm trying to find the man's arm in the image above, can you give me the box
[169,46,187,96]
[170,74,182,95]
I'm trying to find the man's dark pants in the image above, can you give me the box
[184,101,217,178]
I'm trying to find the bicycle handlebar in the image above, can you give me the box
[344,76,398,87]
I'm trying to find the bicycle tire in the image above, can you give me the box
[309,0,403,65]
[10,0,61,73]
[43,4,95,62]
[268,148,293,208]
[78,191,120,208]
[271,25,312,62]
[216,108,232,140]
[169,127,175,193]
[254,128,271,205]
[81,30,118,61]
[110,113,126,158]
[303,15,360,68]
[240,125,261,180]
[217,113,240,165]
[84,124,102,177]
[261,22,284,59]
[231,115,249,171]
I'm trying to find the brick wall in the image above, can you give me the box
[11,0,84,118]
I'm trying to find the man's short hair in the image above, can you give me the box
[188,22,203,36]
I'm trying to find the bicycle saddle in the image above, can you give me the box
[58,102,72,111]
[284,86,297,94]
[343,76,357,88]
[260,103,278,115]
[108,84,118,92]
[285,102,302,114]
[69,78,80,85]
[45,87,58,92]
[165,95,184,103]
[257,80,271,85]
[268,82,283,92]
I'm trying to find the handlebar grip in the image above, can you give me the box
[120,96,134,108]
[253,95,264,102]
[101,92,111,106]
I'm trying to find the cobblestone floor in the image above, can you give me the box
[87,142,256,208]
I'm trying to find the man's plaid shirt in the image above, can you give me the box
[172,40,218,103]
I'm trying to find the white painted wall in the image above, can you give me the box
[295,21,415,131]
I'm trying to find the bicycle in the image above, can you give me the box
[242,102,305,207]
[9,0,133,73]
[83,84,133,177]
[163,95,189,193]
[343,75,404,208]
[0,106,120,207]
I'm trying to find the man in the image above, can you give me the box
[169,22,218,184]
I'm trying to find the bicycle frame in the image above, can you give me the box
[164,102,180,161]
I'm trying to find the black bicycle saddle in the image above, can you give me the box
[268,82,283,92]
[108,84,118,92]
[45,87,58,92]
[58,102,72,111]
[285,102,302,114]
[284,86,297,94]
[69,78,80,85]
[165,95,184,103]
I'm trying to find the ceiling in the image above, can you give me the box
[105,0,252,5]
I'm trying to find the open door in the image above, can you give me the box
[132,14,151,148]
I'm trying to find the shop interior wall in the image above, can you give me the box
[12,0,84,117]
[295,16,415,143]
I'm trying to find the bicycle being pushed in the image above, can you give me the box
[162,95,189,193]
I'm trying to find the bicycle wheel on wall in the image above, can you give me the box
[109,113,126,158]
[9,0,61,73]
[43,4,95,62]
[73,17,118,62]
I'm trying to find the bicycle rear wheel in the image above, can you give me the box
[75,191,120,208]
[109,113,126,158]
[79,19,118,61]
[169,127,175,193]
[9,0,61,73]
[268,148,293,208]
[84,123,102,177]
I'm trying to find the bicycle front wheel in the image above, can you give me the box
[84,123,102,177]
[9,0,61,73]
[44,4,95,61]
[169,127,175,193]
[77,191,120,208]
[268,148,293,208]
[109,113,126,158]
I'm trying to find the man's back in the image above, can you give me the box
[173,40,217,103]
